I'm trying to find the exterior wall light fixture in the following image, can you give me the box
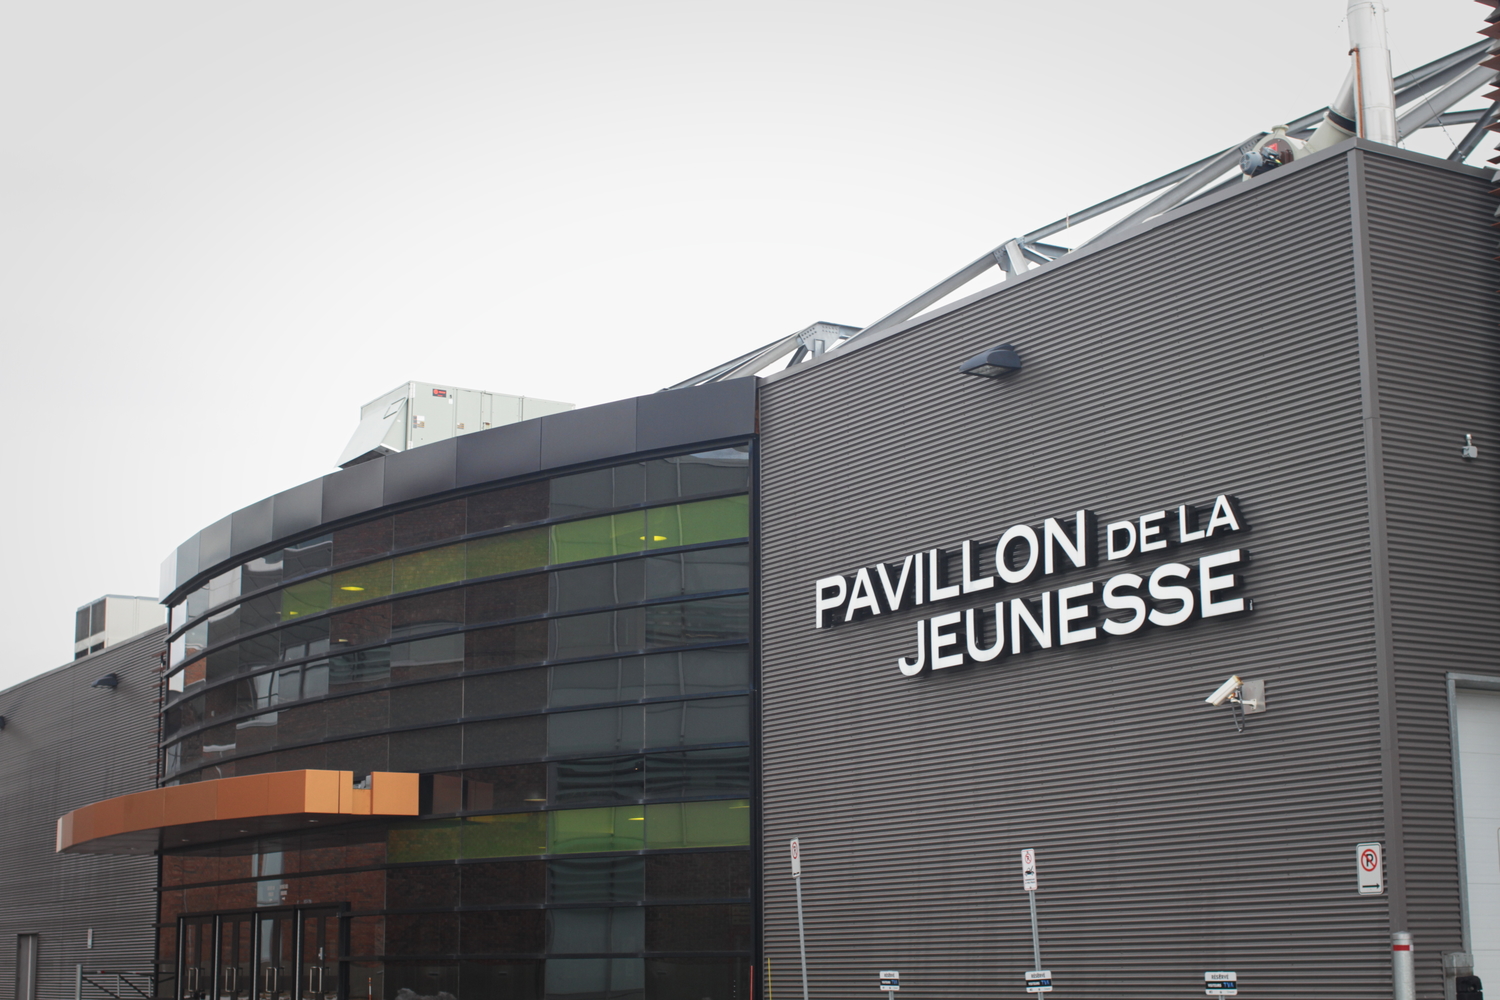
[91,673,119,689]
[959,344,1022,378]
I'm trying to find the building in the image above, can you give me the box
[23,39,1500,1000]
[0,628,165,1000]
[74,596,167,660]
[84,385,758,1000]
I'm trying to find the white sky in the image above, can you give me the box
[0,0,1484,687]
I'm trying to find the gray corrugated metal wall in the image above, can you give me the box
[757,147,1402,998]
[0,630,164,1000]
[1362,150,1500,993]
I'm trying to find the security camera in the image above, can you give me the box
[1205,675,1242,707]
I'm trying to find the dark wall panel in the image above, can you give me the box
[636,379,757,452]
[1364,151,1500,987]
[0,631,164,1000]
[757,150,1391,999]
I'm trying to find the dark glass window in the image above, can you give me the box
[643,748,750,799]
[452,764,547,812]
[330,603,392,649]
[466,669,548,718]
[385,913,458,956]
[462,860,545,905]
[548,707,643,757]
[328,648,391,693]
[391,590,466,640]
[464,716,546,767]
[550,608,646,662]
[206,606,239,648]
[333,519,392,569]
[326,689,389,739]
[549,660,644,708]
[283,535,333,581]
[549,858,645,904]
[238,593,281,633]
[550,562,646,614]
[643,597,749,647]
[389,725,463,772]
[461,961,544,1000]
[468,481,549,533]
[391,679,463,728]
[642,647,750,698]
[643,959,747,1000]
[281,620,331,662]
[241,552,283,595]
[549,469,615,520]
[395,498,467,550]
[548,908,643,955]
[644,905,751,952]
[387,865,459,908]
[544,958,642,1000]
[644,852,752,902]
[551,756,645,806]
[643,698,749,750]
[469,576,549,623]
[461,910,545,955]
[466,623,548,673]
[391,634,465,683]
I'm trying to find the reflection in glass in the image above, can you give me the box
[549,857,645,904]
[548,908,644,954]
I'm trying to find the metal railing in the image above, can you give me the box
[74,967,156,1000]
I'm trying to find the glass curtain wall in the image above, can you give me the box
[156,446,754,1000]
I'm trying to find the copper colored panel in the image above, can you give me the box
[57,768,420,854]
[371,772,420,816]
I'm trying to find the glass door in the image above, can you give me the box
[181,916,216,1000]
[298,909,341,1000]
[218,915,253,1000]
[257,913,296,1000]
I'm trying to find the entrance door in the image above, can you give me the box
[16,934,39,1000]
[181,917,215,1000]
[218,915,253,1000]
[256,913,295,1000]
[298,910,341,1000]
[1456,687,1500,984]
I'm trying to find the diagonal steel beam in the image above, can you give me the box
[1079,143,1249,248]
[1450,99,1500,162]
[1397,65,1493,137]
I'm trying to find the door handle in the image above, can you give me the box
[223,969,238,994]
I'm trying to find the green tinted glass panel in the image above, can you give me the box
[551,512,646,564]
[392,544,466,593]
[549,806,645,854]
[387,818,462,862]
[281,578,332,619]
[331,560,393,607]
[463,812,548,859]
[644,799,749,849]
[647,497,748,550]
[466,528,549,579]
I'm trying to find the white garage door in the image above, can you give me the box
[1457,687,1500,984]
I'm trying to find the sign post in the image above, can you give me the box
[1020,849,1049,992]
[1356,842,1384,895]
[878,971,899,992]
[791,839,810,1000]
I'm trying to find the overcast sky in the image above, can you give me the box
[0,0,1483,687]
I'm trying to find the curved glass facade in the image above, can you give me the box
[157,444,755,1000]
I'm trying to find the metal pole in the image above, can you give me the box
[1392,932,1415,1000]
[75,964,82,1000]
[1027,891,1042,971]
[794,874,811,1000]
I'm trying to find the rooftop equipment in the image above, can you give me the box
[337,381,574,468]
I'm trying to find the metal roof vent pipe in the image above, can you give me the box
[1347,0,1398,144]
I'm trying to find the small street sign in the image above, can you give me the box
[790,838,801,877]
[1024,970,1052,994]
[1356,841,1383,895]
[1204,971,1238,996]
[1021,848,1038,892]
[878,971,899,992]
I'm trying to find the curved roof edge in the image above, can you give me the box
[160,378,757,606]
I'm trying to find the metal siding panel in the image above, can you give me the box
[1363,152,1500,988]
[0,630,165,1000]
[636,379,758,452]
[758,152,1390,998]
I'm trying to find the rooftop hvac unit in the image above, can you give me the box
[337,381,574,468]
